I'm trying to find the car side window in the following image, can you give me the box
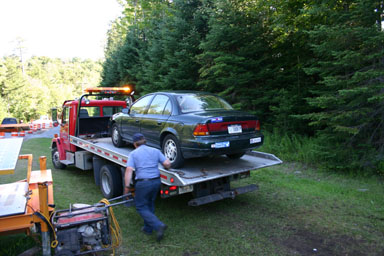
[130,95,153,115]
[147,95,170,115]
[163,99,172,115]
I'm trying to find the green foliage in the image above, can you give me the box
[300,1,384,173]
[198,0,271,112]
[258,129,321,166]
[0,56,102,122]
[101,0,384,173]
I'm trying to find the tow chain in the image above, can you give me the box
[174,168,208,179]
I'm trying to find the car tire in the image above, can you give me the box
[111,123,125,148]
[226,152,246,159]
[100,164,123,199]
[162,134,184,169]
[51,147,66,169]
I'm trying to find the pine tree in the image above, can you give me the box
[198,0,273,119]
[302,0,384,171]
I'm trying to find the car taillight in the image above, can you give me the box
[193,124,210,136]
[255,120,260,131]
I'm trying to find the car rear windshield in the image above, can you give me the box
[176,94,233,113]
[1,118,17,124]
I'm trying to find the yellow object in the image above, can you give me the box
[84,86,132,95]
[99,198,122,256]
[0,155,54,238]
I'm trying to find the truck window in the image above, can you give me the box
[102,106,123,116]
[82,107,100,117]
[62,107,70,124]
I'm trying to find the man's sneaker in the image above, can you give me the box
[141,227,152,235]
[156,224,168,241]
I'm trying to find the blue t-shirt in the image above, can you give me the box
[127,145,166,180]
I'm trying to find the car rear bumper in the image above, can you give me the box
[181,133,264,159]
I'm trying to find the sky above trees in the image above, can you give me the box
[0,0,122,60]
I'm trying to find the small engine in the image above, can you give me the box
[52,204,112,256]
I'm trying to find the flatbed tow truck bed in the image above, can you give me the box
[71,136,282,186]
[70,136,282,205]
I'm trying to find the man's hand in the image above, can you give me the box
[124,187,134,200]
[124,186,130,195]
[163,159,171,169]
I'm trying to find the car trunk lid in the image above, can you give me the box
[192,110,260,136]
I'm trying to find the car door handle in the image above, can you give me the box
[157,121,162,125]
[135,119,140,123]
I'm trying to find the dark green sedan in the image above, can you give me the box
[111,91,264,168]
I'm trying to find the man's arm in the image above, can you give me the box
[124,166,134,195]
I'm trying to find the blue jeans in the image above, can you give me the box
[134,178,164,233]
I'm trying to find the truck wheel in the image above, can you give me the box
[226,152,245,159]
[100,164,122,199]
[111,124,125,148]
[162,134,184,169]
[52,147,66,169]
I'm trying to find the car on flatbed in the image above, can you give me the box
[110,91,264,168]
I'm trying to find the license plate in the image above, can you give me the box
[211,141,230,149]
[179,185,193,194]
[250,137,262,144]
[228,124,242,134]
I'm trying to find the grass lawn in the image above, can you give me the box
[1,138,383,255]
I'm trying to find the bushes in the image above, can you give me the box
[260,130,383,176]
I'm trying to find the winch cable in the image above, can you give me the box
[27,204,58,248]
[99,198,122,255]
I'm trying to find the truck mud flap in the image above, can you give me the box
[188,184,258,206]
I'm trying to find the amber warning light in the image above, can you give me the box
[84,86,132,95]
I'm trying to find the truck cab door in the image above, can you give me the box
[60,106,71,153]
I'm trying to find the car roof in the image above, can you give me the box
[1,117,17,124]
[154,91,216,96]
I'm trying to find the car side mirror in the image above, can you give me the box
[122,108,129,114]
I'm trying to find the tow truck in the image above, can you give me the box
[51,87,282,206]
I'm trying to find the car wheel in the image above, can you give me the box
[51,147,66,169]
[111,123,125,147]
[162,134,184,169]
[226,152,246,159]
[100,164,122,199]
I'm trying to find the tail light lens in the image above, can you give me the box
[193,124,210,136]
[255,120,260,131]
[194,120,260,135]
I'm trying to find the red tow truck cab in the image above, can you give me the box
[51,87,133,170]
